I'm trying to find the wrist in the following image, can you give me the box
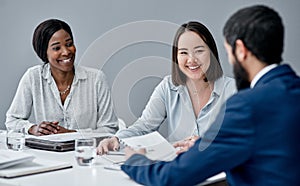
[111,136,119,142]
[68,129,77,133]
[28,124,38,135]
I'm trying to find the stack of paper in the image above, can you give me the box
[0,150,72,178]
[0,158,72,178]
[0,150,34,169]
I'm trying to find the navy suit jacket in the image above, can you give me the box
[121,64,300,186]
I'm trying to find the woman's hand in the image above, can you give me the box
[173,135,199,155]
[28,121,76,136]
[124,146,146,160]
[28,121,60,136]
[55,126,77,134]
[97,136,120,155]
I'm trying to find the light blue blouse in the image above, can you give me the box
[116,75,237,142]
[5,63,118,134]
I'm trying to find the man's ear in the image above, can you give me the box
[234,39,248,62]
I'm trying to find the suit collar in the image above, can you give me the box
[254,64,295,87]
[251,64,278,88]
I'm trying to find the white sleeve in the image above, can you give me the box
[5,70,36,133]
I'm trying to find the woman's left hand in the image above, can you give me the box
[173,135,199,155]
[56,126,76,134]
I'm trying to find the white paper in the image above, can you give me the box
[102,154,125,164]
[0,150,34,170]
[120,132,177,161]
[0,157,72,178]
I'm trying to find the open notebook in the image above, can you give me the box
[0,157,72,178]
[120,131,177,161]
[102,131,177,164]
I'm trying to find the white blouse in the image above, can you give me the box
[116,75,237,142]
[5,63,118,134]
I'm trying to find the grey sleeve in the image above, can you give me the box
[116,79,167,139]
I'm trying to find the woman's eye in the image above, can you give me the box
[178,51,188,55]
[66,42,74,47]
[195,50,204,54]
[52,46,61,51]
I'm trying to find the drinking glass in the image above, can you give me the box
[75,138,96,166]
[6,128,25,151]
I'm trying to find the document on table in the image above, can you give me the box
[102,153,126,164]
[0,150,35,170]
[120,131,177,161]
[0,157,72,178]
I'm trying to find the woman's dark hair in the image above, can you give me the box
[223,5,284,65]
[32,19,73,63]
[172,21,223,86]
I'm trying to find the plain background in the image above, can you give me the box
[1,0,299,129]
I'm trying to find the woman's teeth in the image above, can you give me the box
[60,58,71,63]
[188,65,200,70]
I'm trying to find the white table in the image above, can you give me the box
[0,149,142,186]
[0,130,140,186]
[0,131,226,186]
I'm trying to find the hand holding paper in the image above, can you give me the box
[120,132,177,161]
[173,135,199,155]
[124,147,146,160]
[97,136,120,155]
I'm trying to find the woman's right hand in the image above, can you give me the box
[28,121,60,136]
[97,136,120,155]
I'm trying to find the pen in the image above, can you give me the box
[106,151,125,156]
[103,164,121,171]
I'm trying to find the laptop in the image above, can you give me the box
[25,138,75,152]
[25,132,111,152]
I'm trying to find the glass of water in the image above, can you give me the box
[6,128,25,151]
[75,138,96,166]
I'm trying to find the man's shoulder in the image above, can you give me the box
[226,88,256,106]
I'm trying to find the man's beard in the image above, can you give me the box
[233,59,250,91]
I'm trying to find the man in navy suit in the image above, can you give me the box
[120,5,300,186]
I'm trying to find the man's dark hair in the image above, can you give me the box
[223,5,284,65]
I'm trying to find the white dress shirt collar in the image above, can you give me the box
[250,64,278,88]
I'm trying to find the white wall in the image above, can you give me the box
[1,0,299,129]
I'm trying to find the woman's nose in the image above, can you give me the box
[187,54,197,63]
[61,46,70,55]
